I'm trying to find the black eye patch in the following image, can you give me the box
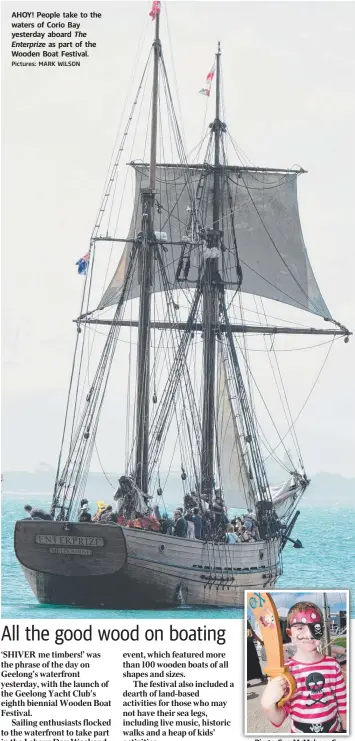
[290,621,324,638]
[309,622,324,638]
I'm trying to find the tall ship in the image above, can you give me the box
[14,3,350,609]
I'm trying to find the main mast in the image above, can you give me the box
[201,42,223,502]
[134,11,161,492]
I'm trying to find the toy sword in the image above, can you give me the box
[247,591,296,707]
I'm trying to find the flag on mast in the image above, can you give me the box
[76,253,89,275]
[149,1,161,20]
[198,64,215,96]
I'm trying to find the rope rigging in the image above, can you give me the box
[51,242,139,519]
[52,44,153,516]
[49,14,344,557]
[221,292,272,504]
[152,261,201,488]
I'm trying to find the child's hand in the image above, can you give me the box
[261,676,289,709]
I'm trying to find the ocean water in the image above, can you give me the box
[2,493,354,619]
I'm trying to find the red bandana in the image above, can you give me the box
[289,608,322,626]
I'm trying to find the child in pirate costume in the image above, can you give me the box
[261,601,347,734]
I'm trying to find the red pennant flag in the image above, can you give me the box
[149,1,161,20]
[198,64,215,96]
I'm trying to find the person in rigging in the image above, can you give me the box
[24,504,53,521]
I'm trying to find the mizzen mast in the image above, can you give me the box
[201,42,224,503]
[134,10,161,492]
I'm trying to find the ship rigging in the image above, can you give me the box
[14,3,350,609]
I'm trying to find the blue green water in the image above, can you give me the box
[2,493,354,619]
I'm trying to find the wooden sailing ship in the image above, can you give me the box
[14,4,350,609]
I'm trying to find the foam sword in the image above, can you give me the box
[247,591,296,707]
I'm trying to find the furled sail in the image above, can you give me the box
[216,344,253,510]
[99,165,331,319]
[269,476,303,519]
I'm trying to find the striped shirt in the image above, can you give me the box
[274,656,346,733]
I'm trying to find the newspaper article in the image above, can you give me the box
[1,620,238,738]
[1,1,354,740]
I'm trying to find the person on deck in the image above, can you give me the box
[201,510,212,540]
[212,490,224,528]
[244,512,256,532]
[201,497,209,514]
[241,526,252,542]
[173,510,187,538]
[78,498,92,522]
[92,501,107,521]
[98,505,117,524]
[225,524,239,544]
[234,517,243,534]
[185,512,195,539]
[184,492,197,511]
[152,504,161,520]
[159,514,173,535]
[192,508,202,539]
[24,504,53,521]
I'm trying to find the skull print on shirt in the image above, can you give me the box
[305,671,328,706]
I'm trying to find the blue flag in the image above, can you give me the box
[76,253,89,275]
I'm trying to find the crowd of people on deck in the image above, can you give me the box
[23,488,279,544]
[73,490,265,542]
[163,507,262,542]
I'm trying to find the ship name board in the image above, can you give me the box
[49,547,93,556]
[35,535,104,547]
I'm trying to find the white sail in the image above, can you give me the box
[270,476,302,518]
[99,165,331,319]
[216,345,252,510]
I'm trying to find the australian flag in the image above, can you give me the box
[76,253,89,275]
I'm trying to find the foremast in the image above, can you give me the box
[201,42,224,503]
[134,12,161,493]
[200,44,274,515]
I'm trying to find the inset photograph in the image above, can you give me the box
[245,590,348,735]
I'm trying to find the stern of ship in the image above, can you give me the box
[14,519,130,607]
[14,520,189,608]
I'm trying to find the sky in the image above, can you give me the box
[2,1,355,477]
